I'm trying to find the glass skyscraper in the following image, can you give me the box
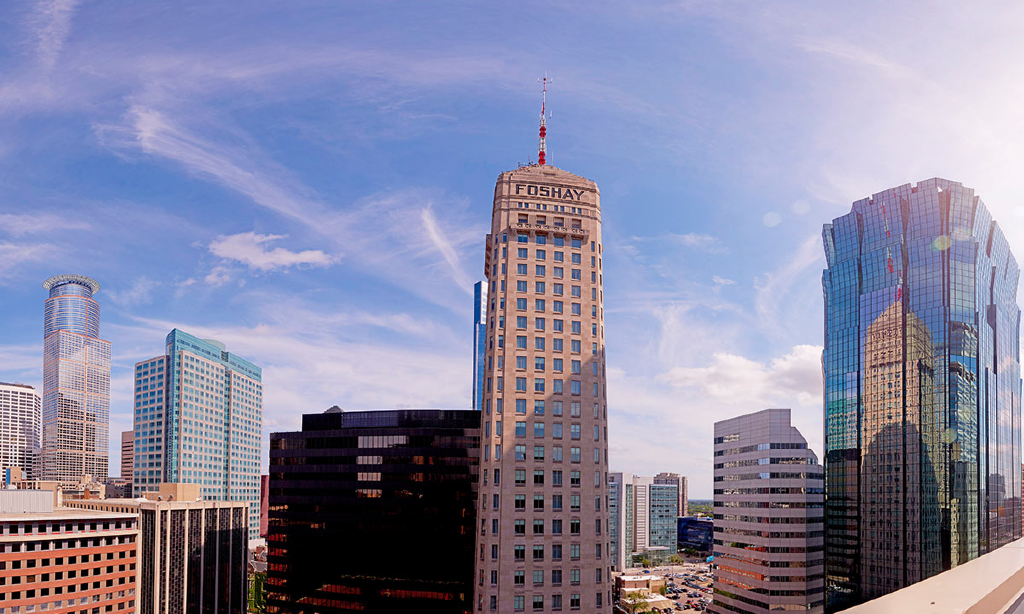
[133,329,263,540]
[473,280,487,410]
[41,274,110,483]
[608,473,634,571]
[822,178,1021,610]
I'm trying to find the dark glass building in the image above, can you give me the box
[267,409,480,613]
[822,178,1022,610]
[677,516,713,553]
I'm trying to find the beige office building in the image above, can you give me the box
[121,429,134,485]
[475,163,610,613]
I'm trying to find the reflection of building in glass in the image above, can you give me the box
[822,179,1022,611]
[711,408,824,614]
[267,409,479,613]
[41,275,110,483]
[859,304,939,594]
[677,516,713,553]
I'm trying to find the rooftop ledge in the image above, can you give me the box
[844,537,1024,614]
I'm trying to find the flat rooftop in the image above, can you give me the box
[0,507,137,522]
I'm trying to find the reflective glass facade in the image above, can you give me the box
[609,473,635,571]
[649,482,679,550]
[474,281,487,410]
[676,516,712,553]
[132,329,263,540]
[822,178,1022,610]
[267,409,479,613]
[41,275,110,483]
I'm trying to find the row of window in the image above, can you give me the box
[489,377,602,396]
[483,444,601,463]
[502,316,597,335]
[483,591,595,611]
[486,421,594,440]
[486,490,604,512]
[484,399,605,418]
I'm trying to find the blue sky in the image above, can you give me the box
[3,1,1024,498]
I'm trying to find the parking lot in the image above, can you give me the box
[620,563,713,612]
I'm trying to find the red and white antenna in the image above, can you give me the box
[538,74,551,165]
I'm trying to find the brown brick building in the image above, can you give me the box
[0,490,138,613]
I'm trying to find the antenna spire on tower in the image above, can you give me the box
[537,74,551,165]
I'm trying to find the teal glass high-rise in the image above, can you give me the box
[133,329,263,540]
[822,178,1022,610]
[41,275,110,483]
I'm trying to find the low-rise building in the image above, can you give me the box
[65,483,249,614]
[615,574,672,611]
[0,489,138,613]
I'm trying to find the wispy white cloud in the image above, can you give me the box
[95,107,324,226]
[96,106,480,308]
[712,275,735,286]
[27,0,81,70]
[208,232,335,272]
[0,241,55,278]
[0,213,90,236]
[629,232,726,253]
[105,276,160,307]
[419,205,472,293]
[754,234,822,339]
[797,38,909,75]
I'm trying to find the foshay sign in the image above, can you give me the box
[514,183,586,201]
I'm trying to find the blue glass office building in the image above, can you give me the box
[133,329,263,540]
[822,178,1021,610]
[472,280,486,410]
[677,516,712,553]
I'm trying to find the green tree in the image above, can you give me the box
[248,571,267,613]
[639,557,652,568]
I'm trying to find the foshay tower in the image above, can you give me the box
[475,78,611,613]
